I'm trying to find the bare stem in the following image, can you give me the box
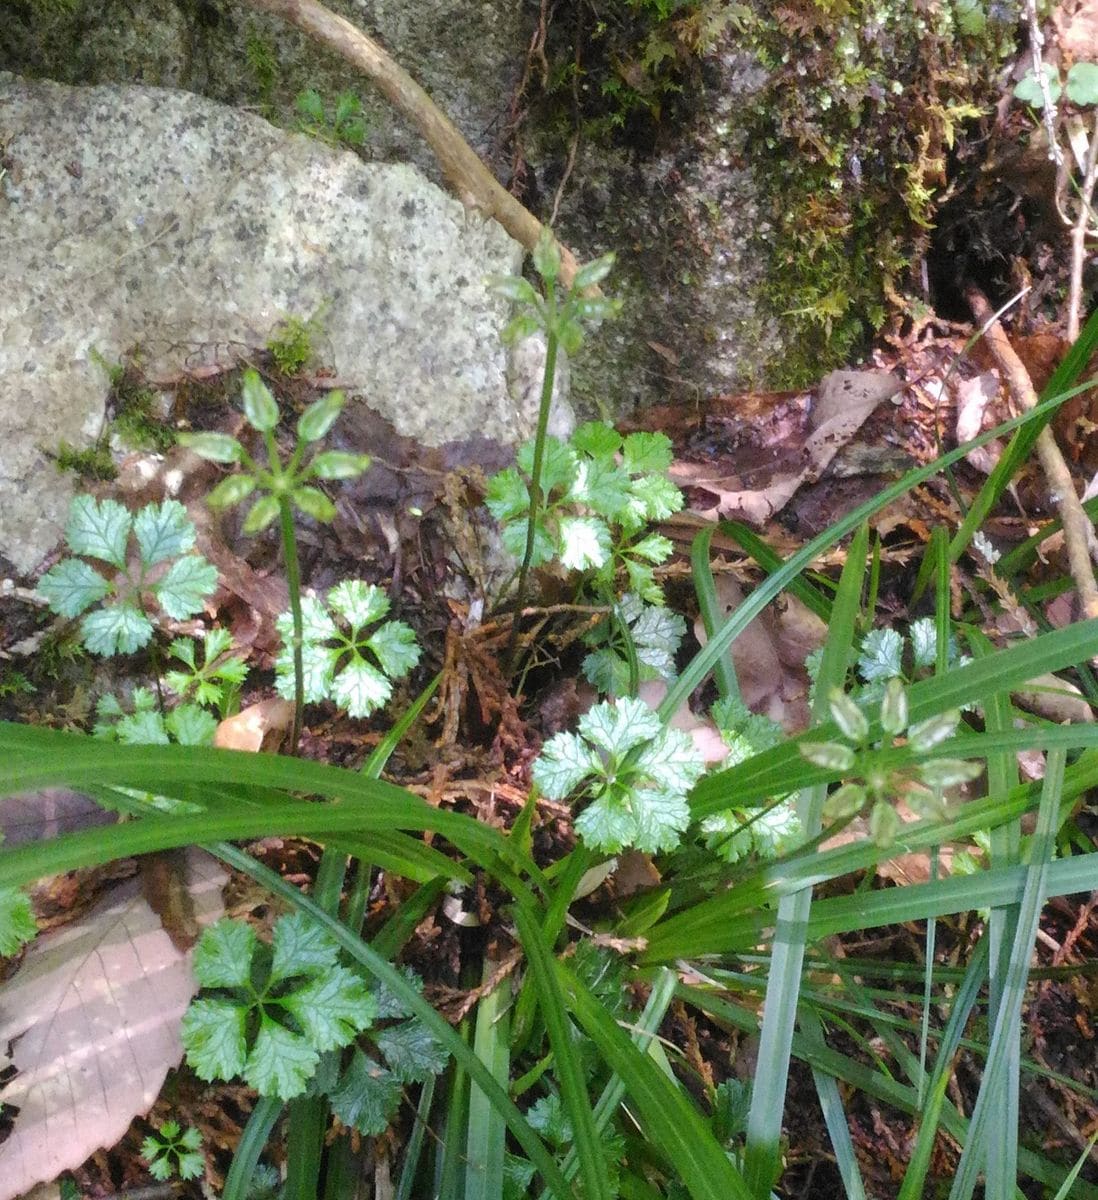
[506,322,560,675]
[278,497,306,753]
[966,284,1098,620]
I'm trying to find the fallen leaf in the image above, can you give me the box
[676,370,898,523]
[955,371,1005,477]
[213,698,294,754]
[0,849,226,1199]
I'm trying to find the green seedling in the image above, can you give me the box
[801,678,983,846]
[93,686,217,748]
[295,88,370,148]
[140,1120,205,1182]
[182,913,375,1101]
[178,368,371,748]
[37,497,217,657]
[486,421,683,605]
[532,695,705,853]
[486,229,621,661]
[274,580,421,720]
[165,628,248,716]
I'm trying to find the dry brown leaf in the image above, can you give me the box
[678,369,898,523]
[213,697,294,753]
[955,371,1006,477]
[0,849,227,1199]
[1015,671,1095,724]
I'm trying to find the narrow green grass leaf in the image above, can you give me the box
[718,520,833,621]
[691,526,741,701]
[514,903,612,1200]
[644,848,1098,960]
[949,750,1066,1200]
[969,627,1023,1195]
[558,959,755,1200]
[221,1096,282,1200]
[899,937,989,1200]
[465,964,511,1200]
[394,1075,435,1200]
[743,523,867,1197]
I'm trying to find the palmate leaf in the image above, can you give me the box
[570,456,631,518]
[622,430,674,475]
[570,421,622,459]
[326,1049,401,1135]
[330,660,392,718]
[622,785,691,853]
[484,466,531,522]
[857,627,903,681]
[532,730,600,797]
[626,473,683,524]
[36,558,111,618]
[65,495,131,567]
[245,1016,318,1100]
[376,1019,449,1081]
[181,998,248,1081]
[579,695,662,756]
[154,555,218,619]
[270,911,340,981]
[132,500,196,567]
[163,705,218,746]
[281,965,374,1051]
[558,515,611,570]
[194,917,257,988]
[574,786,643,854]
[328,579,390,629]
[634,725,706,792]
[367,620,421,678]
[80,604,154,656]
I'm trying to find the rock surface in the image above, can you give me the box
[0,2,788,417]
[0,76,559,575]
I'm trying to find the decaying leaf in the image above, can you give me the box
[213,698,294,754]
[0,849,227,1199]
[674,369,899,523]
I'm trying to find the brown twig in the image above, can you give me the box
[1067,114,1098,342]
[239,0,583,285]
[965,284,1098,619]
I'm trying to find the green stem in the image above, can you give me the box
[278,497,305,754]
[507,311,559,675]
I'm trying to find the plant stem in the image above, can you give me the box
[507,314,559,675]
[279,497,306,753]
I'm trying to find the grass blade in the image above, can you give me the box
[948,749,1067,1200]
[465,961,511,1200]
[743,523,868,1196]
[558,959,755,1200]
[515,902,612,1200]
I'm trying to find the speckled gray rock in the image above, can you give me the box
[0,76,566,575]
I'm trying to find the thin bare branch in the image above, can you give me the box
[239,0,583,285]
[966,284,1098,620]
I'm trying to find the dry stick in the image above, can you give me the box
[965,283,1098,620]
[1066,116,1098,342]
[239,0,582,286]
